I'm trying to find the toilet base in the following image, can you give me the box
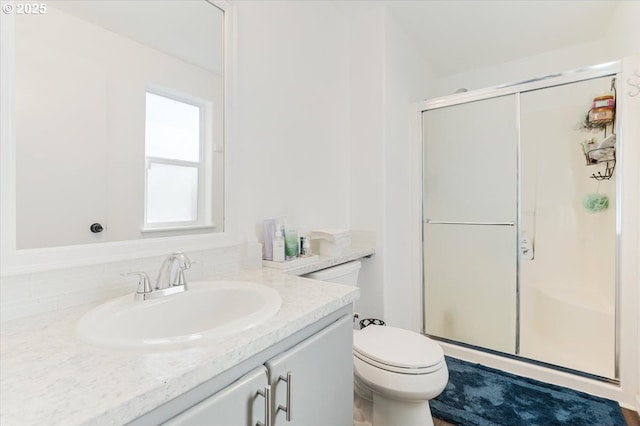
[353,393,371,426]
[372,393,433,426]
[354,390,434,426]
[373,393,433,426]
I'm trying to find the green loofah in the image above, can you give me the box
[582,193,609,212]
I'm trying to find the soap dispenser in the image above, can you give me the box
[273,229,285,262]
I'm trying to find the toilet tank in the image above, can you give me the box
[304,261,362,286]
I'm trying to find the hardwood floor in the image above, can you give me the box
[623,407,640,426]
[433,417,455,426]
[432,407,639,426]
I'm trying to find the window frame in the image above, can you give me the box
[143,86,214,232]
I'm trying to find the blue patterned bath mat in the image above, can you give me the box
[431,356,625,426]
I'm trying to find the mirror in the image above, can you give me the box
[13,0,225,249]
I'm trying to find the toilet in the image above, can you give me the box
[305,261,449,426]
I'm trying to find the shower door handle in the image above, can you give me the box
[424,219,515,226]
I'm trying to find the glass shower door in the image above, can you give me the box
[422,95,518,354]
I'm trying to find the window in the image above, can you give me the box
[144,90,212,230]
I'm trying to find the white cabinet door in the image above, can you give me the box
[164,366,269,426]
[266,315,353,426]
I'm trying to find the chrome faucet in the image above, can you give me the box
[155,251,193,290]
[122,252,193,301]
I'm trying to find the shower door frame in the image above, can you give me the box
[418,60,622,384]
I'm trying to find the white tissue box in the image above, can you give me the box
[310,229,351,257]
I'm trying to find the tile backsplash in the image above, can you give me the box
[0,246,241,322]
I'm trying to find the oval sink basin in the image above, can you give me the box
[76,281,281,349]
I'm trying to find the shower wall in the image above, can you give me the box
[520,78,616,294]
[519,76,616,378]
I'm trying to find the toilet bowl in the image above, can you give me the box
[305,261,449,426]
[353,325,448,426]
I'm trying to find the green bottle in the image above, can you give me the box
[284,227,298,259]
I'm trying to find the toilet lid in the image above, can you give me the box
[353,326,444,369]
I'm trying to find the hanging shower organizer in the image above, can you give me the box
[580,77,616,181]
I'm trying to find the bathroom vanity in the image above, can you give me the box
[0,269,359,425]
[158,314,352,426]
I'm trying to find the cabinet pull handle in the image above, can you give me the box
[277,372,293,422]
[257,385,272,426]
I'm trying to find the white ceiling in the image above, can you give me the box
[49,0,620,78]
[50,0,224,74]
[337,0,620,77]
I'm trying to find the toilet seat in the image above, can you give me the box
[353,326,444,375]
[354,351,445,375]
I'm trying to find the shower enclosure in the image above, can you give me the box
[421,63,619,380]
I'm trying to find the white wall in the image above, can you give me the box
[348,6,437,325]
[382,12,437,330]
[618,55,640,413]
[605,1,640,59]
[232,1,351,243]
[348,7,386,321]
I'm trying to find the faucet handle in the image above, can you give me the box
[121,271,153,295]
[175,260,196,287]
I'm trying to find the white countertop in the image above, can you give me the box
[0,269,359,426]
[262,246,375,276]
